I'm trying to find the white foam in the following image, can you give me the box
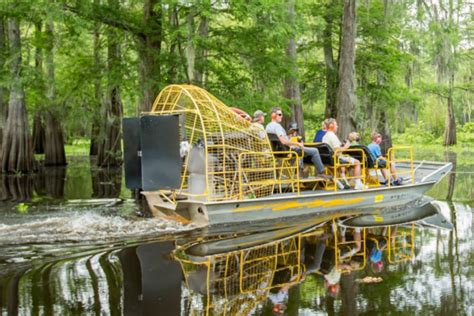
[0,212,194,244]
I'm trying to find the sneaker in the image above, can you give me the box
[336,180,345,190]
[394,178,403,186]
[380,180,388,185]
[341,178,351,189]
[354,182,366,190]
[317,174,333,180]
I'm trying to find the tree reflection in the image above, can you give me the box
[444,151,457,201]
[35,166,66,199]
[91,167,122,198]
[0,175,34,202]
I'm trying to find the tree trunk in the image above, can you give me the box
[167,5,179,82]
[283,0,305,139]
[1,18,35,173]
[43,18,66,166]
[194,11,208,85]
[443,73,456,146]
[0,16,7,151]
[379,111,392,155]
[335,0,357,140]
[32,23,45,155]
[185,7,196,84]
[97,0,123,167]
[323,1,338,119]
[185,6,208,85]
[44,111,66,166]
[137,0,162,113]
[90,0,102,156]
[32,112,45,154]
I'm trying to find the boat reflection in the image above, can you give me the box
[173,203,446,315]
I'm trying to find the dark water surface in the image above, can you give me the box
[0,150,472,315]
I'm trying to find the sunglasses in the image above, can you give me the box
[276,113,283,116]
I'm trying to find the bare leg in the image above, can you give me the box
[353,160,361,179]
[390,162,398,180]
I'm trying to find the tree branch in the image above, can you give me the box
[62,3,145,39]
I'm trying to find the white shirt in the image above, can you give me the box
[265,122,289,141]
[322,131,342,150]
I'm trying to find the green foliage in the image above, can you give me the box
[0,0,471,150]
[393,121,474,146]
[458,122,474,143]
[392,122,440,145]
[65,139,91,156]
[16,203,29,214]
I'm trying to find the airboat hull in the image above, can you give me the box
[156,181,436,226]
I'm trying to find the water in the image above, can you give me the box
[0,151,472,315]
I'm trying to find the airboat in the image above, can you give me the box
[123,84,452,226]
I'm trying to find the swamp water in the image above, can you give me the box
[0,150,472,315]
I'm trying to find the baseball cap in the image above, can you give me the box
[289,122,299,131]
[253,110,266,119]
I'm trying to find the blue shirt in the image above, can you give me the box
[313,130,326,142]
[367,143,382,159]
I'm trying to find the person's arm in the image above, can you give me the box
[278,135,303,148]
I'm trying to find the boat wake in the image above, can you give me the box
[0,211,194,244]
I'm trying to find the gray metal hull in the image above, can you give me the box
[180,181,436,226]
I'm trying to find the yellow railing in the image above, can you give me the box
[175,228,328,315]
[331,148,366,192]
[387,146,414,187]
[238,151,300,200]
[332,220,367,272]
[174,222,418,315]
[387,224,415,263]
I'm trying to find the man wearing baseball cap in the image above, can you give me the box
[252,110,267,130]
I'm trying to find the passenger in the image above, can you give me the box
[287,122,302,143]
[252,110,266,130]
[322,118,365,190]
[287,122,304,173]
[252,110,267,139]
[348,132,360,146]
[313,119,329,143]
[266,107,329,179]
[367,132,402,185]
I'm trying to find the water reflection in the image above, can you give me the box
[174,220,417,315]
[1,201,471,315]
[0,175,34,202]
[91,167,122,199]
[444,151,457,201]
[0,159,123,203]
[34,166,66,199]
